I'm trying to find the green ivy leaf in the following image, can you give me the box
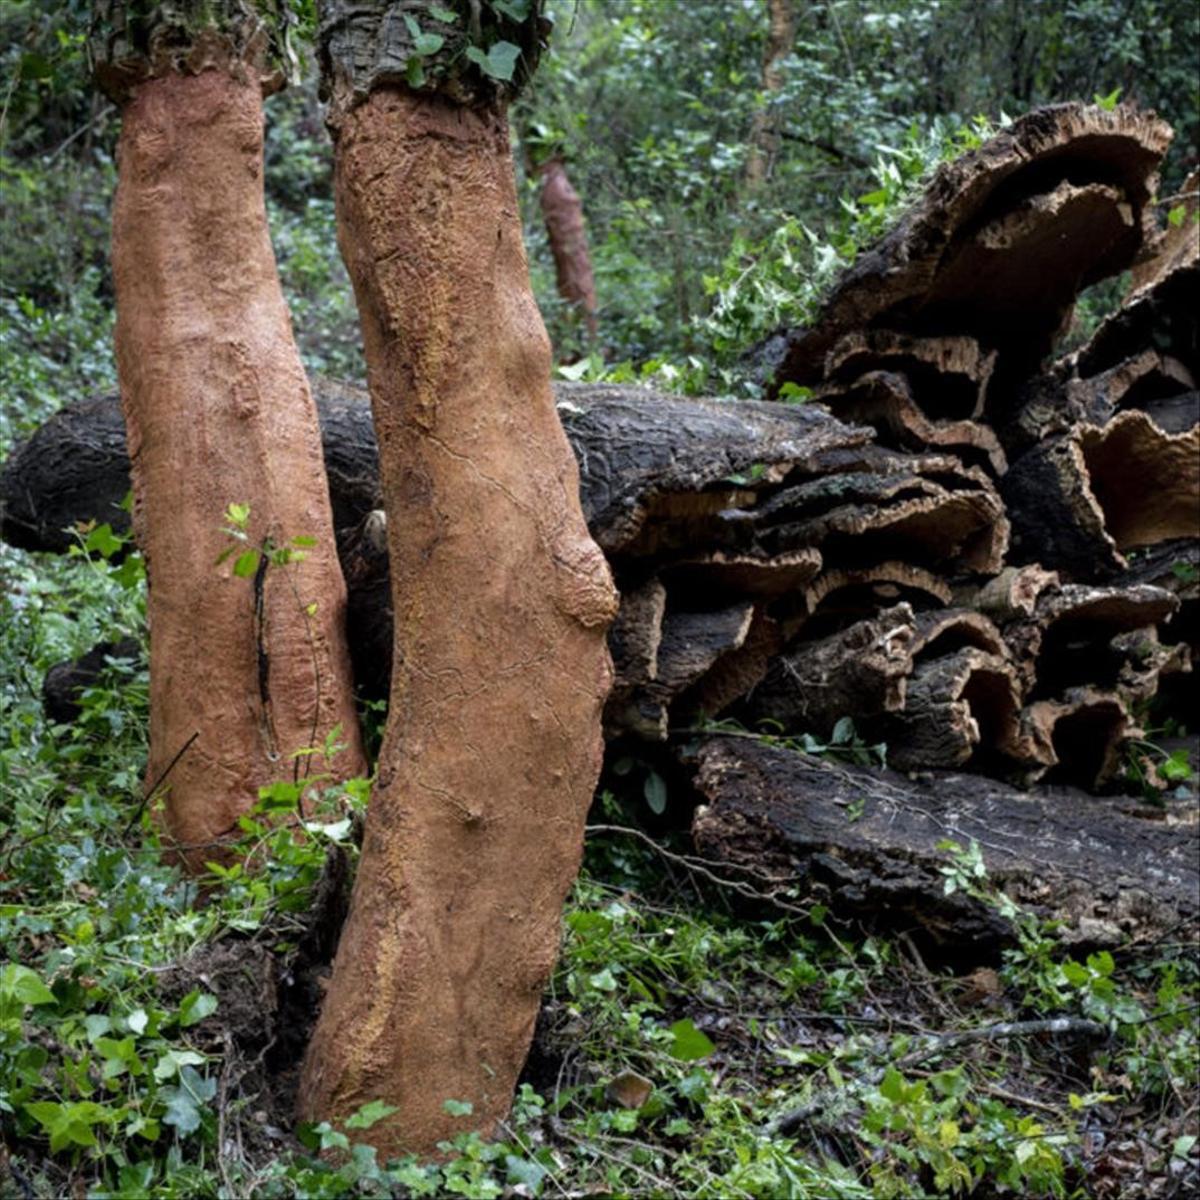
[232,548,261,578]
[84,522,123,558]
[466,40,521,83]
[345,1099,399,1129]
[668,1018,715,1061]
[442,1098,474,1117]
[643,770,668,815]
[178,989,219,1028]
[492,0,531,19]
[505,1155,547,1191]
[403,13,445,56]
[24,1101,115,1153]
[429,4,458,22]
[153,1047,206,1081]
[1161,749,1193,781]
[1,965,56,1006]
[161,1066,216,1135]
[879,1066,906,1103]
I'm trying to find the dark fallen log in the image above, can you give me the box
[690,735,1199,961]
[0,380,877,561]
[771,104,1171,400]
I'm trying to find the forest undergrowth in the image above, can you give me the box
[1,537,1197,1198]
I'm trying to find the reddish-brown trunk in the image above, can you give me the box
[111,69,366,866]
[537,156,599,339]
[298,88,617,1156]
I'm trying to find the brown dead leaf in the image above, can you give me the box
[605,1069,654,1110]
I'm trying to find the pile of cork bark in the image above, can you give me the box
[3,103,1197,951]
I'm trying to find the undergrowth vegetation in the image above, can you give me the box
[2,537,1198,1197]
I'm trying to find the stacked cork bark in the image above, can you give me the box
[3,104,1197,801]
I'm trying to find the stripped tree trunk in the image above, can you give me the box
[92,6,366,866]
[537,156,599,340]
[297,0,618,1157]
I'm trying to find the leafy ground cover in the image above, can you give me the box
[2,537,1198,1199]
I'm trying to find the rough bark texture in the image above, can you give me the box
[317,0,547,106]
[881,648,1030,771]
[745,604,916,734]
[296,88,618,1157]
[1130,169,1199,292]
[0,381,867,557]
[691,736,1199,961]
[772,104,1171,401]
[537,157,598,339]
[818,370,1007,475]
[110,67,365,864]
[1005,413,1200,579]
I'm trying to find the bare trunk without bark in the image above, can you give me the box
[537,157,599,340]
[296,88,617,1156]
[110,67,365,865]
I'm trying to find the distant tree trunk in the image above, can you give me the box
[298,0,618,1157]
[536,155,599,341]
[91,4,367,867]
[745,0,795,190]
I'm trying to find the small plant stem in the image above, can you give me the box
[122,730,200,835]
[584,822,812,917]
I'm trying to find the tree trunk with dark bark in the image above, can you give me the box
[90,4,366,867]
[744,0,795,190]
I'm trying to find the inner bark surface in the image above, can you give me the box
[298,87,617,1155]
[111,68,366,864]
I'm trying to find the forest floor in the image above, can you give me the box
[3,544,1199,1200]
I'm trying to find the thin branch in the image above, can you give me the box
[779,130,870,169]
[584,822,811,917]
[122,730,199,835]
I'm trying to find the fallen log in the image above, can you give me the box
[0,381,876,561]
[690,735,1199,960]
